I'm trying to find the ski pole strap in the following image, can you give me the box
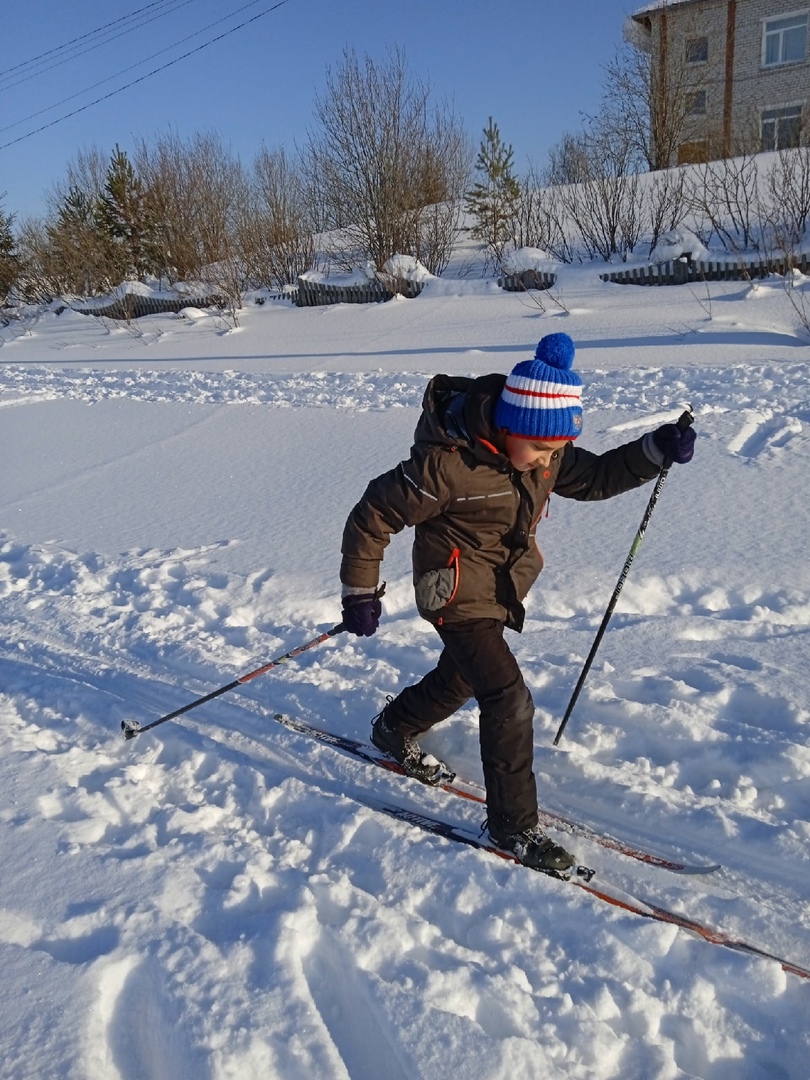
[122,623,345,740]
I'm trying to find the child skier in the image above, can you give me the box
[339,332,695,873]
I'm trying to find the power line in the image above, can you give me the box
[0,0,197,93]
[0,0,267,136]
[0,0,173,79]
[0,0,294,153]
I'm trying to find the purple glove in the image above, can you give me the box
[342,591,382,637]
[652,423,696,464]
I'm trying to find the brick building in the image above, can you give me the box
[630,0,810,164]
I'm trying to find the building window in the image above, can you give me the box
[686,90,707,116]
[763,12,808,66]
[761,106,803,151]
[686,36,709,64]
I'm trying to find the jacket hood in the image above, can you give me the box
[414,373,508,465]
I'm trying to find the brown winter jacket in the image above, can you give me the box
[340,373,660,632]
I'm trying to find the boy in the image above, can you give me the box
[339,333,695,873]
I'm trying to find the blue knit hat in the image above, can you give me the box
[494,333,583,440]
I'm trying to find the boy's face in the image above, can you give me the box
[504,435,570,473]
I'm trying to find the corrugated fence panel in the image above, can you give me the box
[69,295,225,319]
[600,253,810,286]
[295,277,425,307]
[498,270,557,292]
[66,279,431,316]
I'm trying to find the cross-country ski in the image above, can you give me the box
[272,712,722,875]
[350,789,810,982]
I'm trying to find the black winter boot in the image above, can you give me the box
[371,704,443,785]
[489,823,575,875]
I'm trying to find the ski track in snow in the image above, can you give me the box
[1,333,810,1074]
[1,360,809,427]
[2,656,808,1079]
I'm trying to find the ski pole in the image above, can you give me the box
[121,623,345,740]
[553,407,694,747]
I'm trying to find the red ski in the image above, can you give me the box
[272,713,721,875]
[360,794,810,982]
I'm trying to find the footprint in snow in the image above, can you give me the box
[727,410,803,459]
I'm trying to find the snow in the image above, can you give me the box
[632,0,696,16]
[383,254,434,282]
[649,228,710,266]
[299,261,378,286]
[502,247,555,273]
[1,262,809,1078]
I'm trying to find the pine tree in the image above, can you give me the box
[0,198,18,305]
[464,117,522,270]
[96,145,159,281]
[55,186,96,232]
[45,185,112,296]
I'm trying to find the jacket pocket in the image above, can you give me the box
[415,548,460,612]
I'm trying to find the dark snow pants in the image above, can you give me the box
[386,618,538,837]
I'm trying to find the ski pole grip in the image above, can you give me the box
[676,406,694,432]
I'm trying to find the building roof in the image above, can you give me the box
[632,0,705,18]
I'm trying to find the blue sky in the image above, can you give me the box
[1,0,640,222]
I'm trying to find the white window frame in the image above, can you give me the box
[761,104,803,152]
[762,10,809,67]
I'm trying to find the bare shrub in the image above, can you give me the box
[763,147,810,253]
[135,130,247,283]
[685,153,762,254]
[303,47,472,273]
[646,167,689,255]
[236,146,316,290]
[513,166,575,263]
[554,126,648,262]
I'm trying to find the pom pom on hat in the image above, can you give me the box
[535,331,576,370]
[494,332,583,440]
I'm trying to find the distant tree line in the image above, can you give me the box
[5,49,474,309]
[3,42,810,311]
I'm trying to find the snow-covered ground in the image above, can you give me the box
[1,264,809,1078]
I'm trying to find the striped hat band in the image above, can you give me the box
[501,376,583,410]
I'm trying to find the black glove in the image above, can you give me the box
[341,587,383,637]
[651,423,696,465]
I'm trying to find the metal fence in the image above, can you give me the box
[295,276,425,307]
[600,253,810,286]
[498,269,557,292]
[68,294,225,319]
